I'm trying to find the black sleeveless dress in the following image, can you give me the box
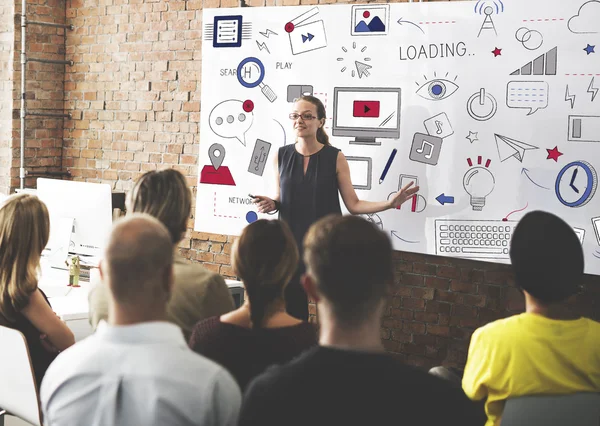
[279,144,342,320]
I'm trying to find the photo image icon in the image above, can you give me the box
[351,5,390,36]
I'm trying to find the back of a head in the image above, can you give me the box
[104,214,174,307]
[0,194,50,322]
[127,169,191,244]
[303,215,393,326]
[233,219,298,328]
[510,211,583,304]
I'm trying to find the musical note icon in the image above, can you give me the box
[424,112,454,139]
[410,133,443,165]
[416,141,434,159]
[435,120,443,135]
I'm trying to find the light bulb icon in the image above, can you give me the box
[463,165,495,211]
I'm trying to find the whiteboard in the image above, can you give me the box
[197,0,600,276]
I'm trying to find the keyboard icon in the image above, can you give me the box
[435,219,516,260]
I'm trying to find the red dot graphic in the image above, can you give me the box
[285,22,294,33]
[363,11,370,18]
[243,100,254,113]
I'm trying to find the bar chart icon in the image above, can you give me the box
[510,47,557,76]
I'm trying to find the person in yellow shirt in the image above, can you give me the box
[462,211,600,426]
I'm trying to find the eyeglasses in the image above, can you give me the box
[289,113,317,121]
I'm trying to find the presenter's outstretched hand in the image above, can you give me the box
[253,195,277,214]
[388,181,420,210]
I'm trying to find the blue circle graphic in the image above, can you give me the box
[431,84,444,96]
[236,57,265,89]
[555,161,597,207]
[246,211,258,223]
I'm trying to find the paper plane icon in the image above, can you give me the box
[355,61,372,78]
[494,134,538,163]
[302,33,314,43]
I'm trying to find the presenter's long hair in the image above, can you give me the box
[232,220,298,328]
[0,194,50,323]
[297,95,331,146]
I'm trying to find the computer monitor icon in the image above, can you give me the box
[332,87,402,146]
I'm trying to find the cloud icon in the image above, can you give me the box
[568,1,600,34]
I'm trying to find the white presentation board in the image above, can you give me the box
[197,0,600,276]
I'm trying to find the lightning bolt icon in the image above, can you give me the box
[565,85,576,109]
[259,29,278,38]
[588,77,599,102]
[256,40,270,54]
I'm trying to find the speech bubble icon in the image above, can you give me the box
[209,99,254,146]
[506,81,549,116]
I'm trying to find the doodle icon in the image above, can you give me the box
[351,4,390,36]
[416,75,459,101]
[495,134,538,163]
[209,99,254,146]
[568,1,600,34]
[200,143,236,186]
[205,15,252,48]
[510,46,557,76]
[515,27,544,51]
[337,43,373,79]
[467,88,498,121]
[285,7,327,55]
[424,112,454,139]
[248,139,272,177]
[568,115,600,143]
[506,81,549,116]
[555,160,598,208]
[409,133,443,166]
[463,158,495,211]
[478,6,498,37]
[237,57,277,103]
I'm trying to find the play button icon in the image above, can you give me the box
[353,101,380,118]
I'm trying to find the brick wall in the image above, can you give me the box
[0,0,13,195]
[0,0,68,191]
[16,0,68,189]
[3,0,599,370]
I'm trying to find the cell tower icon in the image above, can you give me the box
[478,6,497,37]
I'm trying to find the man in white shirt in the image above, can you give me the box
[40,214,241,426]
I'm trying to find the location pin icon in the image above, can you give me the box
[209,143,225,170]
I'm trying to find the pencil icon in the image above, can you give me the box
[379,148,397,184]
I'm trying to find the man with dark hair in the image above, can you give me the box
[463,211,600,426]
[239,215,483,426]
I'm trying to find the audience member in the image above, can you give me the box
[89,169,234,340]
[239,215,483,426]
[462,211,600,426]
[189,219,317,390]
[0,194,74,386]
[41,215,241,426]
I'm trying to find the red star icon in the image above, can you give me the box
[492,47,502,57]
[546,146,563,162]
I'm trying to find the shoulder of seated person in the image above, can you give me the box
[174,259,223,281]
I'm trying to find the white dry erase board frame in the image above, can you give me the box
[197,0,600,276]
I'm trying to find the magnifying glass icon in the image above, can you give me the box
[237,57,277,103]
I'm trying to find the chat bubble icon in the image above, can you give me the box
[209,99,254,146]
[506,81,549,116]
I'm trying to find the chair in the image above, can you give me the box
[0,326,43,426]
[500,393,600,426]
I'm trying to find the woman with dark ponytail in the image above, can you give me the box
[188,219,317,390]
[252,95,420,320]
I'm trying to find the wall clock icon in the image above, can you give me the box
[555,160,598,207]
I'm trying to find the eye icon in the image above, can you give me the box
[416,78,460,101]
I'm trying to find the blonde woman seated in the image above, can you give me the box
[0,194,75,386]
[89,169,234,340]
[189,220,317,391]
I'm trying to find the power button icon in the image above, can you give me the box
[467,88,498,121]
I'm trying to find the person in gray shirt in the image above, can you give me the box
[41,214,241,426]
